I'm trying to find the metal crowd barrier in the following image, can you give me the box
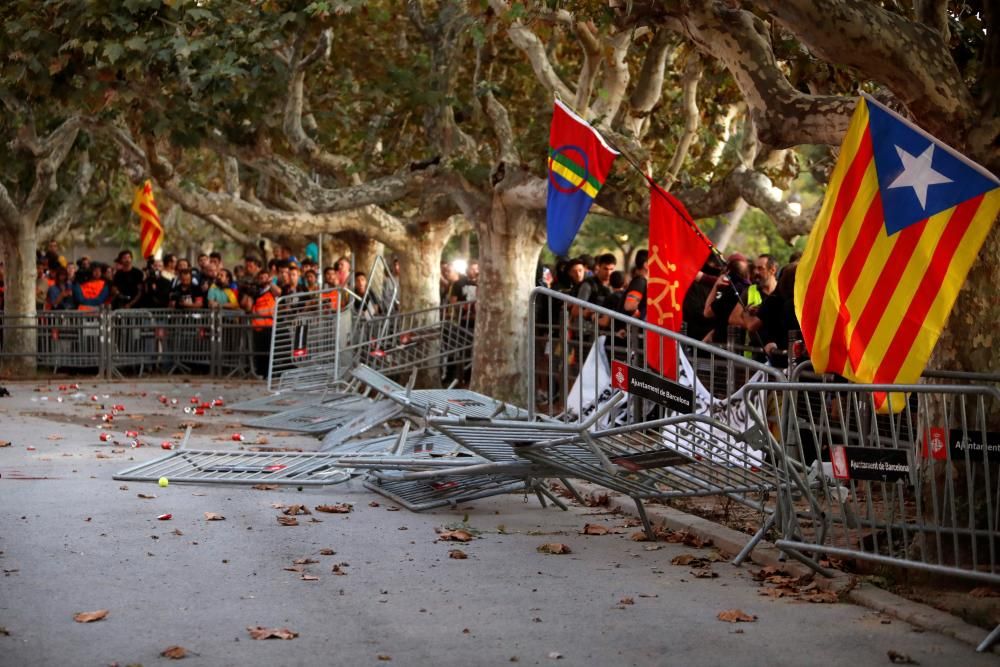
[267,288,350,390]
[528,287,784,423]
[751,380,1000,651]
[0,309,255,378]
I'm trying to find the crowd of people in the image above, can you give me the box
[534,249,801,366]
[0,241,374,317]
[3,239,799,368]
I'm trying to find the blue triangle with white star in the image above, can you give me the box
[867,100,999,236]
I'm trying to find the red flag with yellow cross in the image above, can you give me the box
[646,183,712,379]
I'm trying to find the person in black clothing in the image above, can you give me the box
[141,258,173,308]
[702,255,750,344]
[745,262,800,367]
[169,268,204,309]
[111,250,145,309]
[620,249,649,320]
[682,255,723,342]
[572,252,616,326]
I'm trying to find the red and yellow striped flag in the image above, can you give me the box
[133,179,163,259]
[795,96,1000,407]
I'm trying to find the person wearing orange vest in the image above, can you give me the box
[72,268,110,312]
[242,269,280,377]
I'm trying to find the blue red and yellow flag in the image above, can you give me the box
[547,98,619,256]
[795,96,1000,407]
[133,179,163,260]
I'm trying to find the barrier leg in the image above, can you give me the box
[976,623,1000,653]
[534,482,569,511]
[558,477,586,505]
[731,511,777,566]
[634,499,654,540]
[773,540,838,578]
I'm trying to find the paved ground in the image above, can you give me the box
[0,379,995,666]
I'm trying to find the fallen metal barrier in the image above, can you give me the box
[754,380,1000,652]
[346,301,474,382]
[112,449,352,485]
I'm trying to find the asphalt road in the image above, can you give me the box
[0,379,994,666]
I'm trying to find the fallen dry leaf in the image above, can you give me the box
[284,565,305,573]
[137,493,156,499]
[47,434,64,441]
[536,543,571,555]
[204,513,225,521]
[0,440,11,447]
[801,590,839,604]
[277,516,299,527]
[970,587,1000,598]
[300,574,319,581]
[247,626,298,640]
[377,655,392,661]
[619,597,634,605]
[582,524,609,536]
[671,554,699,566]
[161,645,187,659]
[887,650,918,665]
[319,548,336,556]
[630,531,650,542]
[717,609,757,623]
[369,501,380,507]
[690,567,718,579]
[449,549,468,559]
[252,484,279,491]
[332,564,347,575]
[315,503,352,514]
[293,558,319,565]
[437,529,473,542]
[74,609,109,623]
[281,504,311,516]
[171,528,184,536]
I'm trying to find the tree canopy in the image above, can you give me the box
[1,0,996,390]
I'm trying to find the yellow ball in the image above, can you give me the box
[158,477,169,488]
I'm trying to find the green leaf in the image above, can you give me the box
[103,42,124,64]
[124,36,146,52]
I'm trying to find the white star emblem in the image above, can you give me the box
[886,144,952,210]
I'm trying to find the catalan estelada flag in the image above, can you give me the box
[547,98,619,257]
[133,179,163,260]
[795,96,1000,405]
[646,184,712,379]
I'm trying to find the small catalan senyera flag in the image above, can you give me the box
[546,98,619,257]
[133,179,163,260]
[795,95,1000,410]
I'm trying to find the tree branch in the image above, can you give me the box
[664,54,703,187]
[591,29,634,124]
[282,27,353,175]
[21,116,82,226]
[38,149,94,242]
[573,21,602,110]
[0,182,19,231]
[753,0,977,150]
[496,0,574,102]
[670,1,854,147]
[625,28,675,139]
